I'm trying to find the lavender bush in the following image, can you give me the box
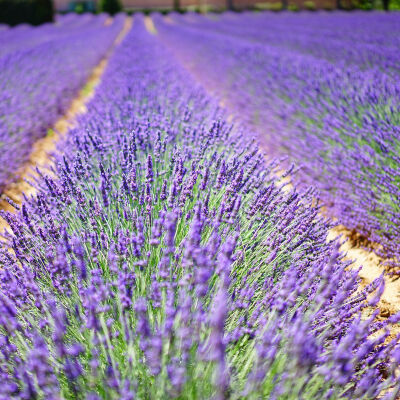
[154,12,400,270]
[0,14,125,191]
[1,16,400,399]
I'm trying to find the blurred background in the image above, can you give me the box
[0,0,399,27]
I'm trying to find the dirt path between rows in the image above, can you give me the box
[144,16,157,34]
[147,15,400,320]
[0,16,133,235]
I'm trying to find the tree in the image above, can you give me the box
[99,0,122,15]
[382,0,390,9]
[34,0,53,23]
[0,0,54,26]
[226,0,234,10]
[173,0,180,11]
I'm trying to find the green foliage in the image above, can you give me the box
[68,1,96,13]
[352,0,400,9]
[370,0,385,9]
[99,0,122,15]
[75,2,85,13]
[46,128,55,138]
[389,0,400,9]
[254,2,283,11]
[304,0,317,9]
[288,2,299,10]
[353,0,374,9]
[322,3,335,9]
[0,0,54,26]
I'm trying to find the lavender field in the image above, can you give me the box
[155,12,400,268]
[0,11,400,400]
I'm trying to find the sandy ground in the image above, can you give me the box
[144,16,157,34]
[329,225,400,315]
[0,16,133,234]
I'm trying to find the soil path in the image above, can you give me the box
[0,16,133,234]
[146,15,400,317]
[329,225,400,315]
[144,16,157,35]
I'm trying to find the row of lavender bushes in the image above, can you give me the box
[1,16,400,399]
[0,13,125,191]
[154,12,400,271]
[0,13,110,59]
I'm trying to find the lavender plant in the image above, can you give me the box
[154,12,400,270]
[0,17,400,399]
[0,14,125,191]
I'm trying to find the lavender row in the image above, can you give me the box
[0,14,125,191]
[155,13,400,269]
[176,12,400,76]
[1,15,400,399]
[0,13,109,59]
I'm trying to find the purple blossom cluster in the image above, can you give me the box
[0,15,400,398]
[154,12,400,269]
[0,13,125,191]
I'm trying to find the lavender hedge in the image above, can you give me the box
[0,13,109,59]
[0,14,125,191]
[1,16,400,399]
[155,12,400,270]
[170,12,400,76]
